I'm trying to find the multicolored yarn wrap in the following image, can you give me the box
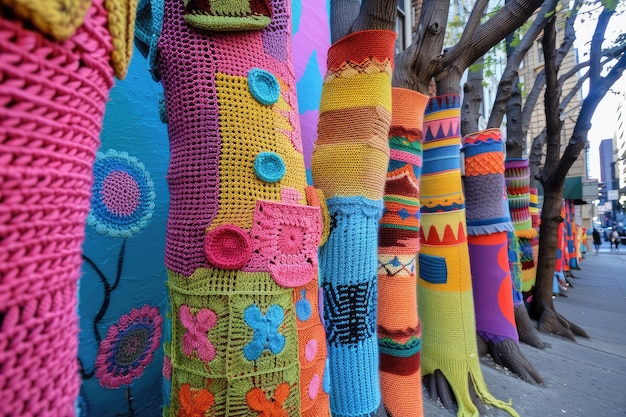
[0,2,115,415]
[377,88,428,417]
[462,129,518,344]
[529,188,540,279]
[564,200,580,269]
[554,218,566,294]
[311,30,396,417]
[418,97,518,417]
[505,158,536,293]
[157,1,330,415]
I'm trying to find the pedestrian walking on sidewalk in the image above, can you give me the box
[592,228,602,254]
[611,229,620,251]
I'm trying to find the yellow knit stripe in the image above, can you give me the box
[210,73,307,230]
[319,73,392,113]
[421,137,461,151]
[310,142,389,200]
[420,171,465,205]
[417,238,472,292]
[423,109,460,122]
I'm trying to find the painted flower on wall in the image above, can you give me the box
[88,149,156,238]
[95,305,163,389]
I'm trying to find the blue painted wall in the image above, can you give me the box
[78,46,169,417]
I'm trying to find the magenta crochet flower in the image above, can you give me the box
[179,304,218,362]
[95,305,162,389]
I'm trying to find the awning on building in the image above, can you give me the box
[536,176,590,204]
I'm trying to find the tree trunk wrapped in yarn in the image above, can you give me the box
[527,188,540,293]
[0,2,115,415]
[156,1,330,415]
[564,200,580,270]
[504,158,537,294]
[377,88,428,417]
[311,29,396,417]
[418,97,518,417]
[462,129,518,345]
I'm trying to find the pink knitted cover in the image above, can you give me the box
[0,4,114,416]
[159,0,298,277]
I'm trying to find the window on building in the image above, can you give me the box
[537,41,544,63]
[396,1,406,53]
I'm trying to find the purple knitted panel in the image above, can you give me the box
[262,0,289,62]
[468,239,519,342]
[159,0,221,276]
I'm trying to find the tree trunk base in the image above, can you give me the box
[423,370,457,413]
[484,337,544,385]
[536,306,589,340]
[514,304,547,349]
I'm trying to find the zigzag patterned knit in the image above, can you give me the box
[377,88,428,417]
[504,158,536,293]
[419,96,518,417]
[157,1,330,415]
[311,30,396,417]
[0,3,115,415]
[462,129,518,344]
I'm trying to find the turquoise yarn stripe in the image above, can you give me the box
[319,196,383,417]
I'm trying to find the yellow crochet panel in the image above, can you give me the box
[209,72,308,231]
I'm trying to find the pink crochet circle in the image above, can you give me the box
[205,225,252,270]
[305,339,318,362]
[278,224,305,255]
[100,171,141,216]
[308,374,321,400]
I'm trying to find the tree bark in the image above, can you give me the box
[460,56,484,137]
[530,2,626,339]
[488,0,559,131]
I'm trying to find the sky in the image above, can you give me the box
[573,2,626,180]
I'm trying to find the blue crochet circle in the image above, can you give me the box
[254,152,286,183]
[248,68,280,105]
[88,149,156,238]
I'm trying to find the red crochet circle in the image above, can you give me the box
[205,225,252,270]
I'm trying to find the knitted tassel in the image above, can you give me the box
[311,29,396,417]
[157,1,330,415]
[462,129,518,344]
[419,97,518,417]
[505,158,537,293]
[0,3,114,416]
[377,88,428,417]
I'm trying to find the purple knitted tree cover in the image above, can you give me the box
[157,1,330,416]
[462,129,518,343]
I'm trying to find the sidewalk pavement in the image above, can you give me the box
[422,249,626,417]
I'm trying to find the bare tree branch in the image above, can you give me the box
[551,50,626,185]
[393,0,451,93]
[588,0,615,87]
[487,0,560,129]
[440,0,490,66]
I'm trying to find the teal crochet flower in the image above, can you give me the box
[243,304,285,361]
